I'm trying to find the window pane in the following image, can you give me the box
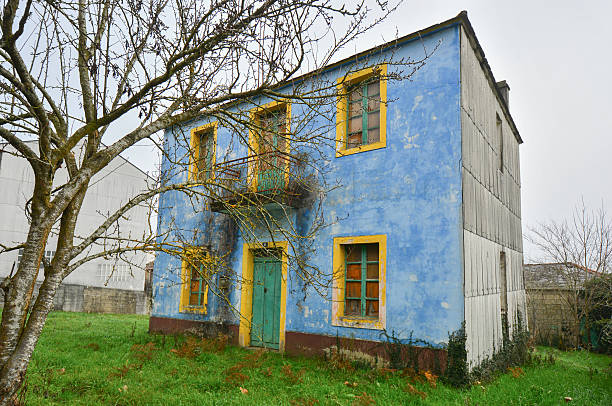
[367,81,379,97]
[347,133,362,149]
[366,263,378,279]
[367,96,380,112]
[366,282,379,299]
[349,101,362,117]
[349,87,362,102]
[366,300,379,317]
[190,280,200,293]
[345,299,361,315]
[366,244,379,261]
[345,245,361,262]
[346,263,361,280]
[189,293,200,306]
[367,112,379,129]
[348,117,362,133]
[367,127,380,144]
[346,282,361,298]
[191,265,201,280]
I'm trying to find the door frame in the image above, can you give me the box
[238,241,288,351]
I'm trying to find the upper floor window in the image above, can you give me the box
[249,101,291,192]
[496,114,504,173]
[189,122,217,182]
[17,248,54,268]
[336,65,387,157]
[346,80,381,149]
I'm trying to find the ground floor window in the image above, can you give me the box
[344,243,379,317]
[179,248,209,313]
[332,235,386,329]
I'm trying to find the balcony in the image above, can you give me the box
[209,151,308,212]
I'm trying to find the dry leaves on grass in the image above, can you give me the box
[404,383,427,400]
[508,367,525,378]
[352,391,376,406]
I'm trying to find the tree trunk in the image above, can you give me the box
[0,271,63,405]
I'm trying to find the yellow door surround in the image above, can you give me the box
[238,241,288,351]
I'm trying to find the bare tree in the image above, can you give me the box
[528,200,612,348]
[0,0,439,402]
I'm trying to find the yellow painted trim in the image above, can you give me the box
[335,64,387,157]
[332,234,387,330]
[179,247,208,314]
[248,100,292,190]
[189,121,218,182]
[238,241,289,351]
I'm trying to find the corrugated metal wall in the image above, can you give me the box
[460,27,527,367]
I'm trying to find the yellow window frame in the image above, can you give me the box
[336,64,387,157]
[248,100,291,190]
[189,121,218,182]
[179,247,209,314]
[332,234,387,329]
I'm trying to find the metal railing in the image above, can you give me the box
[212,151,305,201]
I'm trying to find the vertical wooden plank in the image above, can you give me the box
[251,258,265,347]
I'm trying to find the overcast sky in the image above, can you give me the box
[367,0,612,262]
[124,0,612,262]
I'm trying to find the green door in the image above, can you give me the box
[251,256,282,349]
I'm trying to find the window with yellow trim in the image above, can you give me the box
[332,235,386,329]
[179,248,210,313]
[250,102,291,192]
[189,123,217,182]
[344,243,380,317]
[336,65,387,156]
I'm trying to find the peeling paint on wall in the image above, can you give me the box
[152,24,465,346]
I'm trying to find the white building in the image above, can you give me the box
[0,140,152,312]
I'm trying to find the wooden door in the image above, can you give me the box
[250,255,282,349]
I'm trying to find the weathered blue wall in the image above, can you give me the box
[152,24,463,345]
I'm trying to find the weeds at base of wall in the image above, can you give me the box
[378,329,443,376]
[323,333,386,370]
[442,322,469,388]
[470,312,556,385]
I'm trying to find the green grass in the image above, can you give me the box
[23,311,612,405]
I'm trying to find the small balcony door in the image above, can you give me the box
[256,111,287,193]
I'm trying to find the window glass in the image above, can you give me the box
[188,257,207,307]
[344,79,381,149]
[195,130,214,181]
[343,243,379,317]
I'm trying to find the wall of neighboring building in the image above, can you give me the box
[0,142,151,294]
[0,278,151,314]
[460,26,526,366]
[526,288,576,347]
[152,24,465,348]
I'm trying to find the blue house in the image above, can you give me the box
[150,12,527,368]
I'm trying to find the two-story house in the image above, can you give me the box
[150,11,526,368]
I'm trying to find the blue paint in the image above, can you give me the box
[152,25,463,345]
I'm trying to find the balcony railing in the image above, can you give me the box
[210,151,307,211]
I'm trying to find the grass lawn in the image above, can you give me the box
[23,311,612,405]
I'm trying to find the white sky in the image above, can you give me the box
[364,0,612,262]
[123,0,612,262]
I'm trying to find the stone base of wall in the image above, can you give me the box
[0,278,151,315]
[148,316,447,372]
[149,316,239,341]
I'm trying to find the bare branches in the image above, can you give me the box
[0,1,414,400]
[528,200,612,347]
